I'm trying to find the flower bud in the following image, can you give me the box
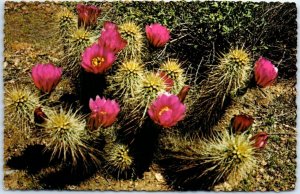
[250,132,268,149]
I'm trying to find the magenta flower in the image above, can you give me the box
[250,132,268,149]
[254,57,278,88]
[31,64,62,93]
[77,4,100,29]
[89,95,120,128]
[103,21,118,31]
[148,93,186,128]
[98,21,127,53]
[146,23,170,47]
[81,43,116,74]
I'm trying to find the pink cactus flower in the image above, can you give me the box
[146,23,170,47]
[89,95,120,128]
[158,72,174,92]
[250,132,268,149]
[98,21,127,53]
[103,21,118,31]
[76,4,88,26]
[254,57,278,88]
[81,43,116,74]
[148,93,186,128]
[89,5,100,25]
[231,114,254,133]
[77,4,100,29]
[31,63,62,93]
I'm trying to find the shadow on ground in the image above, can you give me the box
[6,144,57,174]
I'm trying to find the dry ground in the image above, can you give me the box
[3,2,296,191]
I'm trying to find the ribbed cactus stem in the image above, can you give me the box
[63,28,94,78]
[5,86,40,131]
[103,142,134,179]
[119,21,144,60]
[160,59,187,94]
[106,59,145,104]
[56,8,76,52]
[185,48,252,134]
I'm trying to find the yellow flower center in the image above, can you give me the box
[100,111,107,115]
[92,57,105,67]
[159,106,170,116]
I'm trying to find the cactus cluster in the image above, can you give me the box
[4,2,282,190]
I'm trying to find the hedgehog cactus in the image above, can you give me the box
[160,59,186,94]
[119,21,144,59]
[103,142,134,178]
[107,59,145,102]
[69,28,94,52]
[158,130,257,190]
[202,131,257,186]
[63,28,94,77]
[218,48,251,96]
[56,8,76,48]
[5,86,40,130]
[186,48,252,134]
[132,72,166,112]
[40,108,93,166]
[140,72,167,100]
[4,86,42,160]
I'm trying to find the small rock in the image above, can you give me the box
[4,169,18,175]
[259,168,265,173]
[154,172,164,182]
[261,160,267,166]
